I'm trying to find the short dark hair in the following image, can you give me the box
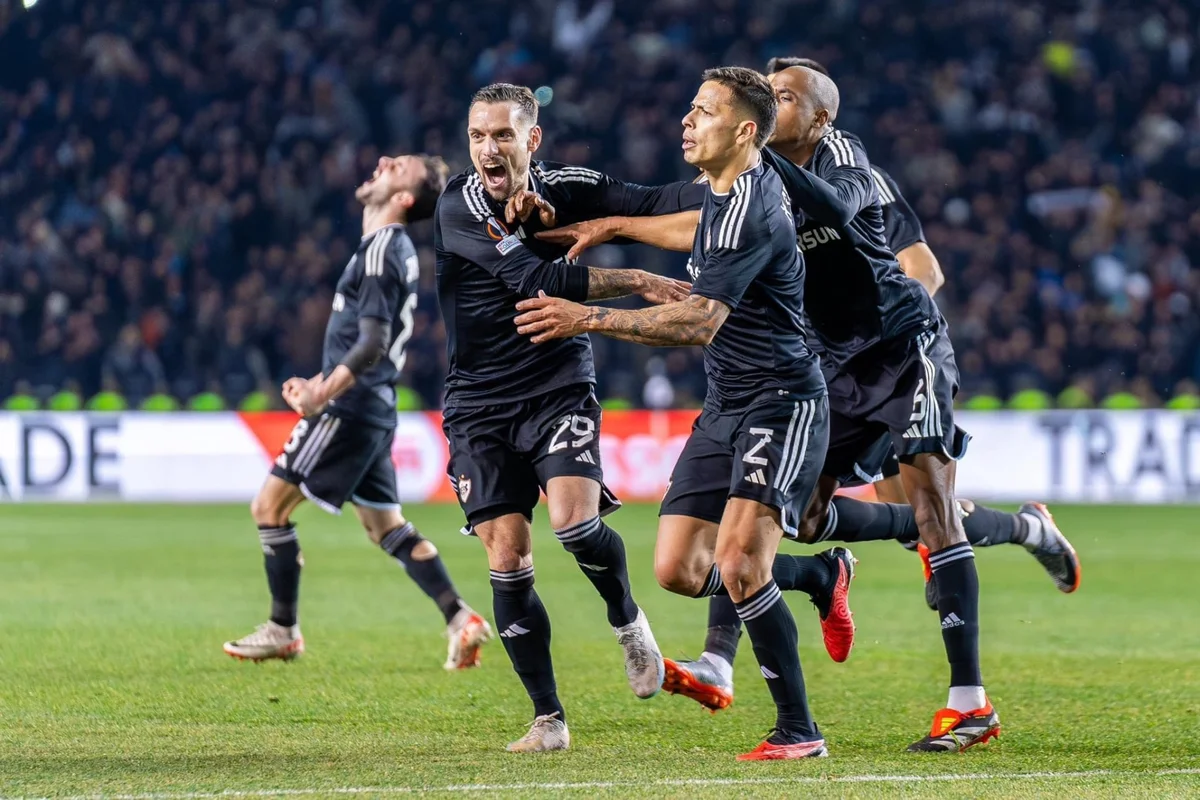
[409,155,450,222]
[765,57,830,77]
[470,83,538,127]
[701,66,776,148]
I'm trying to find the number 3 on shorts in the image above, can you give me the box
[548,414,596,453]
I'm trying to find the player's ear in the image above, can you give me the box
[738,120,758,147]
[814,109,830,130]
[393,190,416,212]
[527,124,543,154]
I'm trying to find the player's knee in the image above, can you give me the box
[409,538,438,561]
[250,492,285,528]
[911,491,962,549]
[484,542,528,574]
[714,547,768,600]
[654,557,703,596]
[547,502,595,533]
[789,492,828,544]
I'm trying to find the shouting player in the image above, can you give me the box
[224,155,493,672]
[515,67,840,761]
[433,83,708,752]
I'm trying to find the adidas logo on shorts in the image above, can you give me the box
[941,612,965,629]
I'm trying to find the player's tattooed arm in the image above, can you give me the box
[586,267,691,304]
[537,212,700,260]
[515,292,729,347]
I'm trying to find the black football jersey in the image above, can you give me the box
[323,223,418,428]
[687,161,824,410]
[871,165,926,254]
[762,130,937,365]
[434,162,705,407]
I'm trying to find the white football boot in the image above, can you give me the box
[223,621,304,662]
[507,712,570,753]
[614,607,665,698]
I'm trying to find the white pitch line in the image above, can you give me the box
[5,769,1198,800]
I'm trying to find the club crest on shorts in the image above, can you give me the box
[458,475,472,502]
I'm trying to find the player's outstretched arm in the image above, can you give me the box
[537,212,701,260]
[514,292,728,347]
[585,267,691,303]
[763,147,873,228]
[896,242,944,296]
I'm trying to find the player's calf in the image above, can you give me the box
[718,500,824,757]
[553,512,664,698]
[378,522,466,623]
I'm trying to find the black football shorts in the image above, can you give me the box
[271,411,399,514]
[442,383,618,530]
[660,391,829,538]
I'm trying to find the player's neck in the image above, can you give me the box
[362,206,405,238]
[704,148,760,194]
[771,140,814,167]
[773,126,832,167]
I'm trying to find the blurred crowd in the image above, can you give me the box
[1,0,1199,410]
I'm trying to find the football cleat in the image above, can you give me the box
[506,712,570,753]
[444,607,493,671]
[917,543,938,611]
[738,732,828,761]
[907,702,1000,752]
[662,657,734,712]
[614,608,665,698]
[811,547,856,662]
[1020,502,1081,594]
[223,621,304,662]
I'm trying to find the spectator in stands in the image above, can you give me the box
[101,324,166,406]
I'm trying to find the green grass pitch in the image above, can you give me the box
[1,503,1197,798]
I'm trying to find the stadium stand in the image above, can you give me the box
[1,0,1198,410]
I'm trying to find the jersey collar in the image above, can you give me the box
[362,222,405,242]
[707,158,764,197]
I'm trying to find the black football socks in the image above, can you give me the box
[490,566,565,721]
[735,581,820,742]
[553,517,638,627]
[259,524,302,627]
[696,552,834,666]
[825,496,1032,549]
[380,522,465,624]
[959,502,1027,546]
[820,496,920,543]
[701,574,742,665]
[928,543,983,688]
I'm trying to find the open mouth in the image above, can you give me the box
[481,163,508,190]
[681,137,696,151]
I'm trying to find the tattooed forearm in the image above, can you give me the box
[586,267,646,301]
[584,295,730,346]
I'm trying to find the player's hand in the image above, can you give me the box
[283,373,328,417]
[536,218,620,261]
[505,190,557,227]
[637,271,692,305]
[514,291,590,344]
